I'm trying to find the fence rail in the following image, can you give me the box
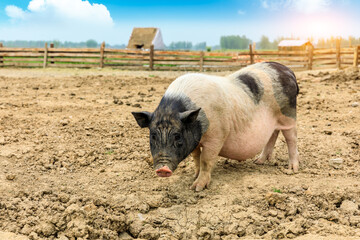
[0,42,359,71]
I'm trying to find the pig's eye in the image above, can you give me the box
[174,133,183,148]
[151,134,157,141]
[174,133,181,141]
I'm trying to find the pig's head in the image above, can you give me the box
[132,108,202,177]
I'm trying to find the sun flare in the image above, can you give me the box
[308,20,336,38]
[291,13,344,40]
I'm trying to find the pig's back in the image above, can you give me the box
[164,73,251,110]
[227,62,298,119]
[165,73,229,100]
[164,62,298,122]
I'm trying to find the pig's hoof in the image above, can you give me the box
[190,183,206,191]
[288,162,299,173]
[254,157,265,165]
[190,178,210,191]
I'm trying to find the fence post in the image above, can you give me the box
[307,45,313,70]
[354,45,359,68]
[0,43,3,65]
[149,45,154,70]
[50,43,54,65]
[199,51,204,72]
[336,38,341,69]
[43,43,48,68]
[349,36,352,47]
[249,44,254,65]
[100,41,105,68]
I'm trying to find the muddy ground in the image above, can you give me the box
[0,67,359,240]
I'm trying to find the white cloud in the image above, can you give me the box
[5,5,26,19]
[260,0,331,13]
[2,0,114,42]
[28,0,45,12]
[238,10,246,15]
[6,0,113,25]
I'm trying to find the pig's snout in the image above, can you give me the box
[156,166,173,177]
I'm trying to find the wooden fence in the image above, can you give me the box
[0,42,359,71]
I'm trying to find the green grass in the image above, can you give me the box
[2,56,97,65]
[272,188,282,193]
[204,55,232,59]
[212,49,249,52]
[154,64,177,67]
[105,150,114,155]
[212,49,277,52]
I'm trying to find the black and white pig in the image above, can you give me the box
[132,62,299,191]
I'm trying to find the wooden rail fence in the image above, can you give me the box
[0,42,359,71]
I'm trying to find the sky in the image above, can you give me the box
[0,0,359,46]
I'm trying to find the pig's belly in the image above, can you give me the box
[219,111,277,161]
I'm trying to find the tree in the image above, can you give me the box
[258,35,271,49]
[220,35,251,50]
[53,40,61,48]
[86,39,98,48]
[193,42,206,50]
[167,41,193,50]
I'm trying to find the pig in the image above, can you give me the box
[132,62,299,191]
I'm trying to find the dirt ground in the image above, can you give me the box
[0,66,359,240]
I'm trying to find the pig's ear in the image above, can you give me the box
[179,108,201,124]
[132,111,153,128]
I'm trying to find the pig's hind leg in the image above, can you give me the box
[254,130,280,165]
[282,127,299,172]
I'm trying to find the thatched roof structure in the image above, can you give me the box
[278,40,313,51]
[127,28,165,50]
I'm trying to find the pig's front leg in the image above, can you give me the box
[190,141,222,191]
[191,145,201,178]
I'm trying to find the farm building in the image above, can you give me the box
[127,27,165,50]
[278,40,313,51]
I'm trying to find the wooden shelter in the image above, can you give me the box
[127,27,165,50]
[278,40,313,51]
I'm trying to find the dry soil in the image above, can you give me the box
[0,67,359,240]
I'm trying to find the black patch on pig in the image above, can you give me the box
[148,95,206,172]
[267,62,298,106]
[237,73,263,104]
[267,62,299,118]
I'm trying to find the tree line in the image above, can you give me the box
[316,36,360,48]
[0,39,207,50]
[0,39,126,49]
[166,41,207,51]
[2,36,360,50]
[218,35,360,50]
